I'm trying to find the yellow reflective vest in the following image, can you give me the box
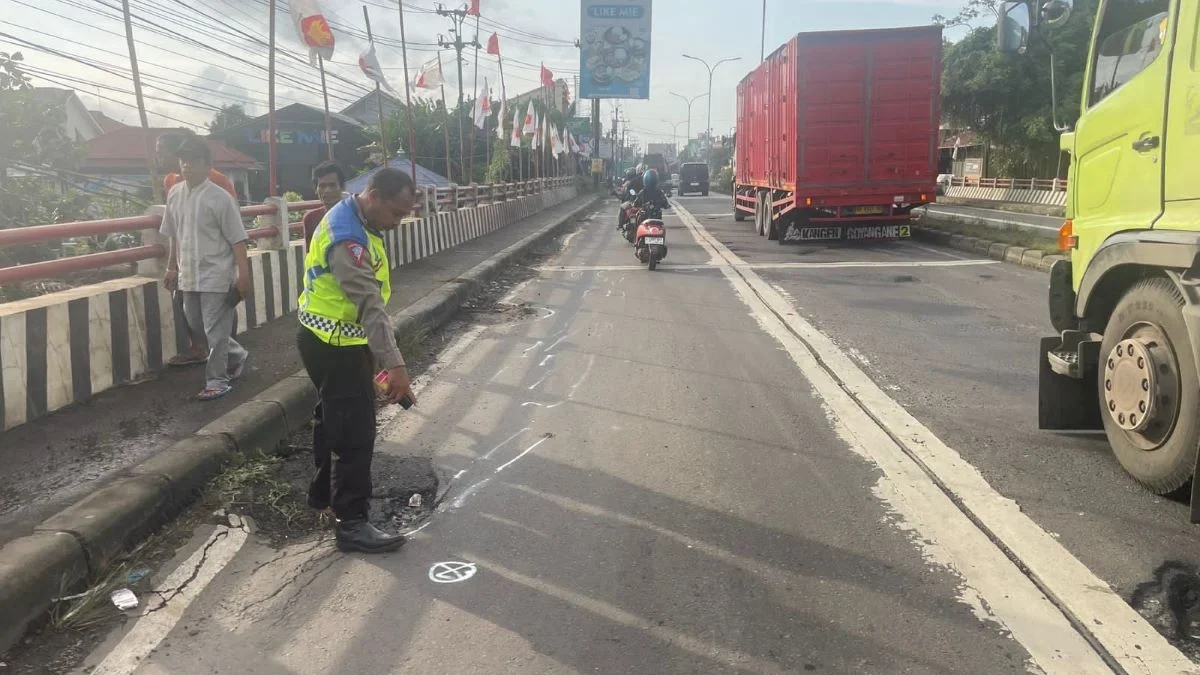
[297,196,390,346]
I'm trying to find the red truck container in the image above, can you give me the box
[733,25,942,243]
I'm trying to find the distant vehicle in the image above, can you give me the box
[936,174,954,195]
[642,153,668,180]
[733,25,942,243]
[678,163,710,196]
[670,173,680,191]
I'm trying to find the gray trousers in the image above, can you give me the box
[181,291,248,390]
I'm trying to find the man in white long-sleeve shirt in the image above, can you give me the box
[160,137,250,401]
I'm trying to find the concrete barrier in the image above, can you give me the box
[0,182,578,431]
[945,185,1066,207]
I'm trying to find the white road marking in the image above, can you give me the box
[495,436,550,473]
[89,516,250,675]
[481,427,532,460]
[428,561,477,584]
[535,260,999,272]
[674,203,1194,675]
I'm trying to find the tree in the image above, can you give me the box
[207,104,250,133]
[938,0,1097,176]
[1,50,31,91]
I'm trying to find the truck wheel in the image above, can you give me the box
[1099,277,1200,495]
[766,208,780,241]
[734,193,746,221]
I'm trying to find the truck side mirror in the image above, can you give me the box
[998,1,1032,54]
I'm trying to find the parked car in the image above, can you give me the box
[678,163,710,196]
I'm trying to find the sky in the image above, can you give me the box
[1,0,972,153]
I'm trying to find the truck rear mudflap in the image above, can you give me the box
[1038,333,1104,431]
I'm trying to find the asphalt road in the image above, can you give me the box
[76,197,1200,675]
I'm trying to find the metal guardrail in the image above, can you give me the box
[0,178,571,286]
[948,176,1067,192]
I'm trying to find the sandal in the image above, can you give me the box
[167,354,207,367]
[197,384,233,401]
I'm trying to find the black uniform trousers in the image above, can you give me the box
[297,327,376,521]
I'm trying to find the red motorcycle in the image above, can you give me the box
[634,214,667,271]
[620,203,643,243]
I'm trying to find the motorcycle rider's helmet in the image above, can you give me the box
[642,169,659,189]
[625,167,638,180]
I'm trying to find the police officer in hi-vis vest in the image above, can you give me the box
[297,167,417,553]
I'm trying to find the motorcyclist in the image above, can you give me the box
[633,169,670,217]
[617,167,644,231]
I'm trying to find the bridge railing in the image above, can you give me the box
[0,178,568,288]
[948,176,1067,192]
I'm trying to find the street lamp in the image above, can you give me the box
[681,54,741,164]
[670,91,708,153]
[662,119,686,158]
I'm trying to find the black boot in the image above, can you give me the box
[335,519,406,553]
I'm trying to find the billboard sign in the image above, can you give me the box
[580,1,652,100]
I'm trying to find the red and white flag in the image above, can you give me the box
[413,57,444,89]
[510,107,522,148]
[495,91,507,140]
[540,64,554,88]
[532,113,542,150]
[522,100,538,135]
[358,43,394,93]
[568,131,580,154]
[287,0,335,66]
[473,78,491,130]
[466,0,480,17]
[486,32,501,56]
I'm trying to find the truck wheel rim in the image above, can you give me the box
[1103,324,1180,450]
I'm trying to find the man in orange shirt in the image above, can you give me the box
[157,132,241,367]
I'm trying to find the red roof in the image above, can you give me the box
[82,128,258,172]
[88,110,131,133]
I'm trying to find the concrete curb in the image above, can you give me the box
[0,193,601,654]
[912,225,1066,273]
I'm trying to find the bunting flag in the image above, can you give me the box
[473,78,491,130]
[486,32,501,56]
[358,44,395,93]
[413,57,444,89]
[522,100,538,135]
[510,106,522,148]
[495,96,507,139]
[466,0,480,17]
[540,63,554,89]
[287,0,335,66]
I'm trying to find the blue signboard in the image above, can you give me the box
[580,0,652,100]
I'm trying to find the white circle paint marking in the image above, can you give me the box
[428,561,477,584]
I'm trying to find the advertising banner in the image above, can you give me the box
[580,0,652,99]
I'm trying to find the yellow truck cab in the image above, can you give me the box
[1005,0,1200,518]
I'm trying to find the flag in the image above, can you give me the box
[414,57,443,89]
[486,32,500,56]
[532,113,541,150]
[540,64,554,88]
[522,100,538,135]
[495,96,507,139]
[558,126,568,156]
[568,132,580,154]
[287,0,335,66]
[510,107,521,148]
[548,124,559,155]
[466,0,480,17]
[473,78,491,129]
[358,44,395,93]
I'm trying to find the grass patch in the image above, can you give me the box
[215,451,328,534]
[393,324,429,365]
[918,216,1061,255]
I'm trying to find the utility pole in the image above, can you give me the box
[591,98,601,187]
[436,5,480,183]
[120,0,160,203]
[435,5,480,107]
[760,0,767,62]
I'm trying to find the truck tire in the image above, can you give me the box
[1099,277,1200,495]
[766,208,780,241]
[734,193,746,221]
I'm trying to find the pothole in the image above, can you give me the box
[1129,560,1200,661]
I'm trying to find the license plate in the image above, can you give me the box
[691,182,700,187]
[644,237,665,245]
[853,206,886,215]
